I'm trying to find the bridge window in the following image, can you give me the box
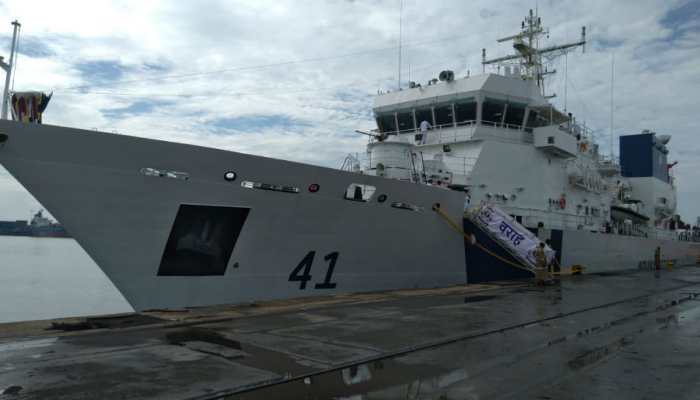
[415,108,433,127]
[376,113,397,134]
[482,98,505,126]
[504,102,526,127]
[434,104,454,128]
[455,100,477,126]
[396,110,415,133]
[525,110,549,129]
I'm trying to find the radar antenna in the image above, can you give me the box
[481,9,585,96]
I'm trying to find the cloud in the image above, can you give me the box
[208,114,311,134]
[101,99,174,119]
[659,0,700,43]
[74,60,130,84]
[0,34,55,58]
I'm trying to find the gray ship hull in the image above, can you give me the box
[559,229,700,272]
[464,219,700,283]
[0,121,467,311]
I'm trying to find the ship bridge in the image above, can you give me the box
[372,73,573,145]
[364,7,588,181]
[366,73,580,186]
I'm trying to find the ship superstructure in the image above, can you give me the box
[356,10,690,244]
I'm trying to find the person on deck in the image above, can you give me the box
[419,119,432,144]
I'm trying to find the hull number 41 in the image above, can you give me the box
[289,251,339,290]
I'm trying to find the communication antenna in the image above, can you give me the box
[397,0,403,90]
[0,20,21,120]
[481,10,585,96]
[610,52,615,158]
[564,53,568,111]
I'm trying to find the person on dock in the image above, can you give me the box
[654,246,661,270]
[533,242,548,285]
[545,239,560,279]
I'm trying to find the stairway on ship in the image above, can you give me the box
[463,217,535,283]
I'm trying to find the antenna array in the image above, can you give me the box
[481,10,585,96]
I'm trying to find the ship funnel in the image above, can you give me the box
[11,91,52,124]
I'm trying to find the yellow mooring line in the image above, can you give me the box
[431,203,534,274]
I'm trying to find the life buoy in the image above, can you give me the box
[559,196,566,209]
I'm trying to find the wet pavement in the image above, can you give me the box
[3,267,700,399]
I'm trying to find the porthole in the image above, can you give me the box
[377,194,388,203]
[224,171,237,181]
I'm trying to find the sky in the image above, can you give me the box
[0,0,698,222]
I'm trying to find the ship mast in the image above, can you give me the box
[0,20,21,120]
[481,10,585,96]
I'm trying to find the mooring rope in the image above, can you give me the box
[432,203,534,274]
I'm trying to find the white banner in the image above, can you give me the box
[475,205,554,269]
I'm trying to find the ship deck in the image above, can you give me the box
[3,266,700,399]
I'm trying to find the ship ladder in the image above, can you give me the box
[431,203,535,275]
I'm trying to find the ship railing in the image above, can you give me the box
[611,220,649,238]
[370,121,479,143]
[481,120,523,131]
[475,124,534,144]
[598,154,620,163]
[648,227,700,242]
[597,155,620,169]
[369,119,540,146]
[351,154,410,170]
[504,207,700,241]
[650,228,676,241]
[424,122,478,144]
[340,153,363,173]
[505,207,647,236]
[557,121,597,139]
[345,152,477,178]
[675,230,700,242]
[498,206,593,231]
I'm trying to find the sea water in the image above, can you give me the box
[0,236,132,323]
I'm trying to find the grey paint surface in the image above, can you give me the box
[561,228,700,272]
[0,120,466,310]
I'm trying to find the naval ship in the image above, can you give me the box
[0,209,70,238]
[0,12,698,311]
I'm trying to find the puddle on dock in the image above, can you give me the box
[228,287,697,399]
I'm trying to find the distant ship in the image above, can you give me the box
[0,210,70,238]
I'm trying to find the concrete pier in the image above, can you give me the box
[3,267,700,399]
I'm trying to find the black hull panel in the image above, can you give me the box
[463,218,533,283]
